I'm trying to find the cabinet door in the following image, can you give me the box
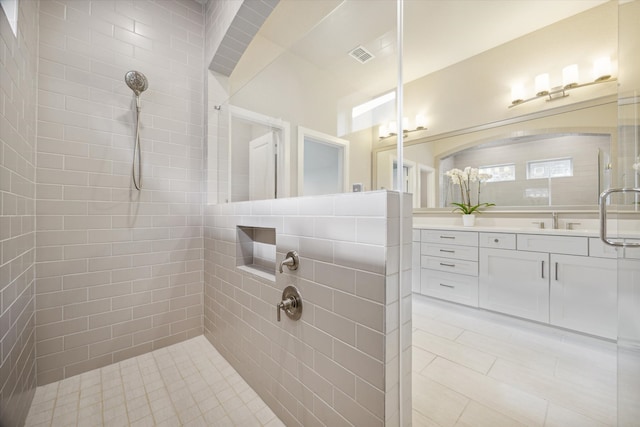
[412,241,420,292]
[550,254,617,339]
[479,248,549,322]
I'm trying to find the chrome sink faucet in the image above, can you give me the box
[551,211,559,229]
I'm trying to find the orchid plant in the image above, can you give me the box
[445,167,495,214]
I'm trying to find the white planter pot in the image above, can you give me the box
[462,214,476,227]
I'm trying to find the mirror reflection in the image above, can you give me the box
[439,133,611,208]
[207,0,616,211]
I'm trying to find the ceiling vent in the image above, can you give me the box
[349,46,375,64]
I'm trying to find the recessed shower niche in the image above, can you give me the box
[236,226,276,280]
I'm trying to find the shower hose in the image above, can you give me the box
[132,100,142,190]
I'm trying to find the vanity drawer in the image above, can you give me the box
[517,234,588,256]
[422,230,478,247]
[589,237,618,259]
[421,255,478,276]
[421,269,478,307]
[479,232,516,250]
[422,243,478,261]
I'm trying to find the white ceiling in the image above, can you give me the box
[255,0,608,96]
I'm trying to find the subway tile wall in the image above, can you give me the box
[203,191,413,426]
[0,0,39,425]
[384,193,413,427]
[35,0,205,386]
[204,0,242,69]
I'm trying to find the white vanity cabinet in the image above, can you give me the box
[550,254,617,339]
[479,248,549,323]
[414,227,621,339]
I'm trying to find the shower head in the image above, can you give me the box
[124,70,148,97]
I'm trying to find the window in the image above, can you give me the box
[524,188,549,199]
[351,91,396,118]
[1,0,18,37]
[347,91,395,134]
[479,164,515,182]
[526,158,573,179]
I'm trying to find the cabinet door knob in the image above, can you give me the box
[494,238,499,243]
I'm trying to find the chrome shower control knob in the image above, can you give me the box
[279,251,299,274]
[276,286,302,321]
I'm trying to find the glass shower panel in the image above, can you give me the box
[616,1,640,424]
[208,0,405,424]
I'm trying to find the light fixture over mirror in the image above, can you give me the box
[379,114,427,140]
[510,56,615,108]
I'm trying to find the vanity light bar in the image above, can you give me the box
[509,58,615,108]
[509,77,616,108]
[379,114,427,140]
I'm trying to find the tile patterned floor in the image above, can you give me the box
[25,336,284,427]
[24,296,618,427]
[412,295,617,427]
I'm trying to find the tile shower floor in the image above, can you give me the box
[412,295,617,427]
[25,336,284,427]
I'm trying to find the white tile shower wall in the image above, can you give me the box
[204,0,242,67]
[203,191,413,426]
[35,0,205,386]
[384,192,413,427]
[0,0,39,425]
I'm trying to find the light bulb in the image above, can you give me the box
[562,64,579,88]
[593,57,612,82]
[402,117,410,132]
[378,124,388,139]
[535,73,550,96]
[511,83,525,105]
[388,121,397,135]
[415,114,427,129]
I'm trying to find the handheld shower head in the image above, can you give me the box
[124,70,148,97]
[125,70,148,191]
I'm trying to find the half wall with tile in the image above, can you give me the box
[203,190,412,426]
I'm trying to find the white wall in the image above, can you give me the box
[35,0,205,385]
[400,1,617,139]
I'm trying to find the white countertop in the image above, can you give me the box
[412,222,640,239]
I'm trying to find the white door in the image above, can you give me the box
[479,248,549,322]
[249,133,275,201]
[392,160,413,196]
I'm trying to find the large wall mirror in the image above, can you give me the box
[374,126,615,211]
[207,0,617,210]
[373,99,618,211]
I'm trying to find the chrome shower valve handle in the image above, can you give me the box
[276,286,302,322]
[278,251,299,273]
